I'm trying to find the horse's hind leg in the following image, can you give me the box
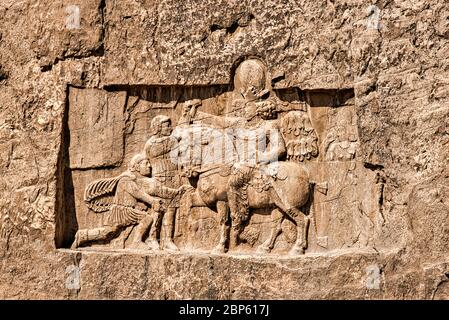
[257,208,283,254]
[268,187,293,215]
[289,211,310,256]
[211,201,230,254]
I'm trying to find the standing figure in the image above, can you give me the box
[144,115,184,251]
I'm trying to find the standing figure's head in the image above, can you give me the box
[234,59,270,102]
[129,153,152,177]
[150,115,172,137]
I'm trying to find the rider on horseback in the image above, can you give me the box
[181,58,302,238]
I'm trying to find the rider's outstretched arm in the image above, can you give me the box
[192,111,245,129]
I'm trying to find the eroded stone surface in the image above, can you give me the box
[0,0,448,299]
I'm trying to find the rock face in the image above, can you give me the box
[0,0,448,299]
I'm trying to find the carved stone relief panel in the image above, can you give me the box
[59,58,381,257]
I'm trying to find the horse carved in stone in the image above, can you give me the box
[176,125,326,256]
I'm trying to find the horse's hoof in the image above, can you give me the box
[211,246,226,255]
[288,247,305,256]
[256,245,271,255]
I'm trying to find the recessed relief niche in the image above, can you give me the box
[56,58,383,256]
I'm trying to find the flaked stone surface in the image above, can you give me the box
[0,245,430,299]
[0,0,448,299]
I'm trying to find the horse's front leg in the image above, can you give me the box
[211,201,230,254]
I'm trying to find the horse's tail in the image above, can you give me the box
[307,180,328,246]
